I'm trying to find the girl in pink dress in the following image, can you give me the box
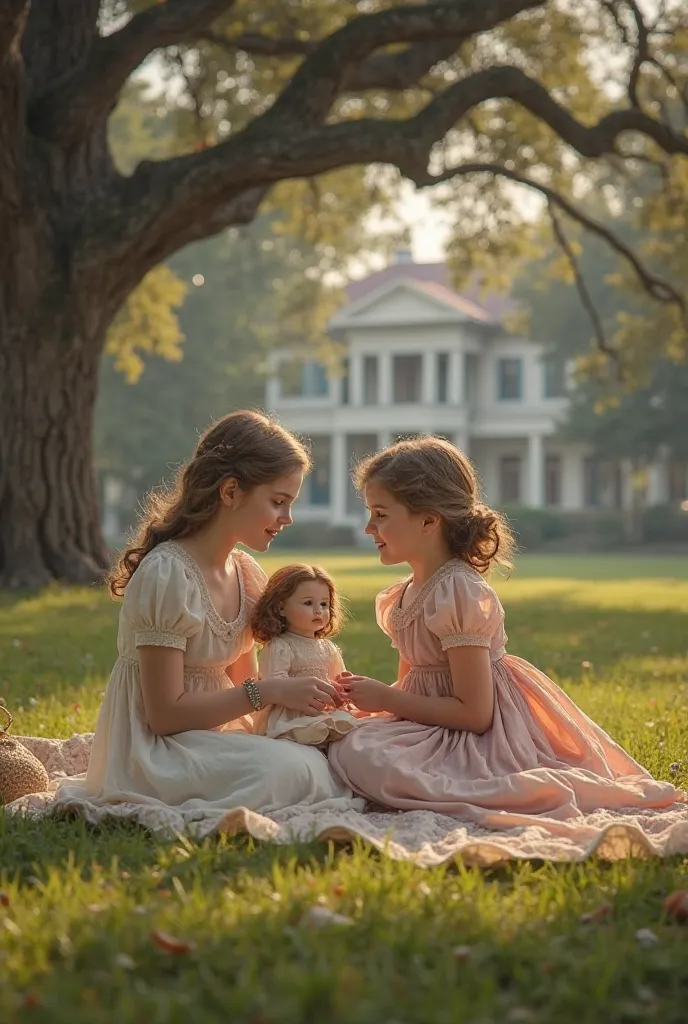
[329,436,684,826]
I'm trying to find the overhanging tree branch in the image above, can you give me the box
[547,201,618,363]
[418,159,687,358]
[601,0,651,108]
[197,29,314,58]
[262,0,544,128]
[94,59,688,334]
[131,62,688,226]
[199,28,460,93]
[95,60,688,286]
[28,0,238,146]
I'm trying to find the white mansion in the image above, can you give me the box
[265,254,674,528]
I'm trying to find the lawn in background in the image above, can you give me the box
[1,554,687,1022]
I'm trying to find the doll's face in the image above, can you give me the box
[280,580,331,638]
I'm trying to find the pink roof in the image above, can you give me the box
[410,279,493,322]
[345,261,517,325]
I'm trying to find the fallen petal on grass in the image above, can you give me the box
[663,890,688,923]
[149,930,196,954]
[579,903,613,924]
[299,906,353,928]
[635,928,659,948]
[115,953,136,970]
[451,945,471,962]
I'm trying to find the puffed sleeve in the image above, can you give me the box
[374,578,407,640]
[423,569,503,651]
[235,550,268,616]
[258,637,293,679]
[122,549,204,651]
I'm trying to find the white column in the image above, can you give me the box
[647,459,669,506]
[454,429,469,457]
[379,352,393,405]
[448,351,464,405]
[378,430,393,450]
[265,372,280,411]
[350,353,364,407]
[331,433,348,525]
[620,459,636,510]
[561,449,581,509]
[422,350,436,405]
[527,434,544,507]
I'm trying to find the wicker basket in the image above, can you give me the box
[0,705,50,805]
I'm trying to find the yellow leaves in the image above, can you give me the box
[105,265,188,383]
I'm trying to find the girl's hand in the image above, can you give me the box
[260,675,343,717]
[337,674,394,713]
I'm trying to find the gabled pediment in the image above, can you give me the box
[329,277,493,332]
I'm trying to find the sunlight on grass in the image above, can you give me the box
[1,553,688,1021]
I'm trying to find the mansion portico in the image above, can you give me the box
[265,253,674,528]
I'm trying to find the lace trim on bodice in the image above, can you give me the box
[282,633,338,655]
[388,559,482,631]
[164,541,249,640]
[287,665,335,681]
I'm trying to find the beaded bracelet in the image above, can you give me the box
[243,678,263,712]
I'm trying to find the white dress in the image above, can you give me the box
[52,541,360,829]
[253,633,358,745]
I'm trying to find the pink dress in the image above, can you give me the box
[329,558,683,825]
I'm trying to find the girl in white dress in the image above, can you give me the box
[53,410,361,832]
[251,564,358,745]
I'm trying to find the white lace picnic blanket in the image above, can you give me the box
[6,734,688,867]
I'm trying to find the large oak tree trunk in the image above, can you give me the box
[0,317,109,588]
[0,0,117,588]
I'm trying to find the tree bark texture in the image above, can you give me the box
[1,0,113,588]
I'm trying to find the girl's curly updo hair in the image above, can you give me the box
[108,410,311,598]
[252,564,343,644]
[354,435,515,575]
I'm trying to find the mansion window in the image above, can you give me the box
[279,359,328,398]
[583,457,601,507]
[437,353,449,404]
[340,357,350,405]
[346,434,378,514]
[308,436,331,506]
[393,355,422,403]
[545,454,562,506]
[499,456,522,504]
[497,358,523,401]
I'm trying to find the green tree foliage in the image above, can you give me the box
[96,82,405,500]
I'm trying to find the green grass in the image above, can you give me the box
[1,553,688,1023]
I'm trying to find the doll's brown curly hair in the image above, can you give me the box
[252,564,343,643]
